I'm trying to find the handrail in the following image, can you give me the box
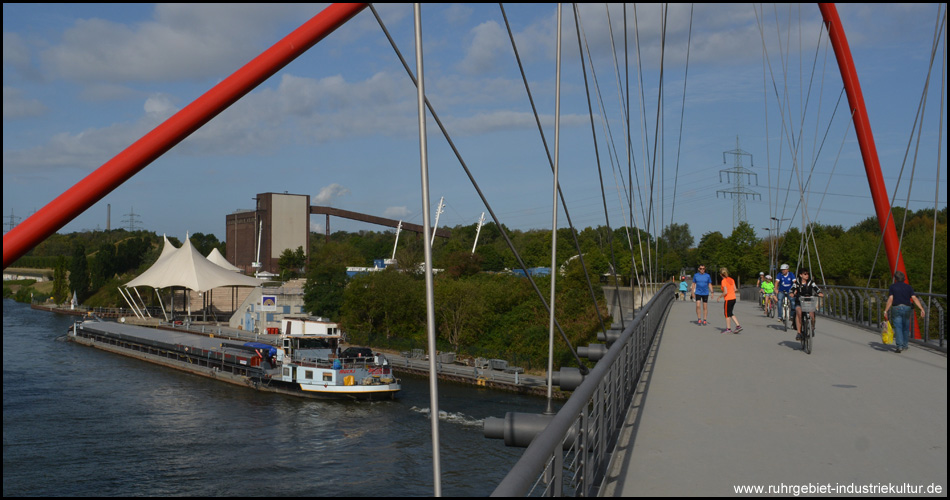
[491,282,675,496]
[818,285,946,349]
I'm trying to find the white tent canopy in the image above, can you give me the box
[156,234,178,264]
[126,236,261,292]
[206,247,242,272]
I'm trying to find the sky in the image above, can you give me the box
[3,3,947,249]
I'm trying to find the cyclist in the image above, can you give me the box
[775,264,795,323]
[790,268,824,341]
[756,271,766,307]
[760,274,775,316]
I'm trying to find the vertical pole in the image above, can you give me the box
[413,4,441,496]
[547,3,562,415]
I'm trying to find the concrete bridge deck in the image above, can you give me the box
[602,298,947,496]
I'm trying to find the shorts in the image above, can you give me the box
[695,294,709,303]
[725,299,736,317]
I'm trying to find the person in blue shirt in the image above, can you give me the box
[690,265,713,325]
[678,277,689,301]
[775,263,795,323]
[883,270,926,353]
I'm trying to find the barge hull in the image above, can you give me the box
[68,321,397,400]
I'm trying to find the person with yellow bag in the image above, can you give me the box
[883,271,926,353]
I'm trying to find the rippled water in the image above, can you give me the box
[3,299,555,496]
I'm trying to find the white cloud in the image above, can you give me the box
[313,183,351,206]
[458,21,509,75]
[384,206,411,218]
[40,4,319,83]
[2,86,47,119]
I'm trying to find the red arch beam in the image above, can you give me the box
[820,4,917,338]
[2,3,367,269]
[818,3,909,280]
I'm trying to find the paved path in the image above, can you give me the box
[602,298,947,496]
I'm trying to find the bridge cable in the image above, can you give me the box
[564,5,629,329]
[925,7,946,336]
[574,9,648,288]
[864,10,947,288]
[498,3,612,343]
[368,4,590,373]
[667,4,694,232]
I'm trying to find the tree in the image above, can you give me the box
[278,246,306,280]
[435,276,485,351]
[68,244,90,303]
[442,251,483,279]
[662,222,694,255]
[304,242,354,320]
[53,256,69,304]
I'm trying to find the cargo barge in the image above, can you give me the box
[67,317,400,400]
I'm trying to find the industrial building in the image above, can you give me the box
[225,192,451,275]
[226,193,310,275]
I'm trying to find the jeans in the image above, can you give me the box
[777,290,791,320]
[891,304,912,349]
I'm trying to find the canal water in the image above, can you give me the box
[2,299,557,496]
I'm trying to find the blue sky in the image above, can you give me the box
[3,4,946,247]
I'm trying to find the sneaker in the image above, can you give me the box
[703,319,708,326]
[734,325,743,333]
[724,328,731,334]
[795,334,801,341]
[895,348,902,353]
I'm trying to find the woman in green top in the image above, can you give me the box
[760,274,776,316]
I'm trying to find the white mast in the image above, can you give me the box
[252,220,263,278]
[430,196,444,246]
[472,212,485,254]
[391,220,403,260]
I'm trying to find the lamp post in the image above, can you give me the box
[770,217,790,276]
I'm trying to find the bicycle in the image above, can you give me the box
[799,296,817,354]
[780,294,790,332]
[765,294,775,318]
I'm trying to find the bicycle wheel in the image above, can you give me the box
[801,313,811,354]
[782,299,789,331]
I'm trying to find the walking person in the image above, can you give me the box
[883,271,926,353]
[716,267,742,333]
[691,265,712,325]
[678,277,689,301]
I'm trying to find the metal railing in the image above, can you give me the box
[819,285,946,349]
[490,282,675,497]
[741,284,946,349]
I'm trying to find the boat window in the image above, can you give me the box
[323,372,333,382]
[296,338,331,349]
[305,370,313,380]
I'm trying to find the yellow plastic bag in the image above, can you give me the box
[881,321,894,345]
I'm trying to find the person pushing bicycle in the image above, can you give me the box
[790,268,823,341]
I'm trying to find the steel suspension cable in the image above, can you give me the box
[865,10,947,288]
[569,4,628,328]
[668,4,694,230]
[926,7,946,338]
[368,4,590,373]
[498,3,611,342]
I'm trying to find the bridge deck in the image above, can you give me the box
[602,298,947,496]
